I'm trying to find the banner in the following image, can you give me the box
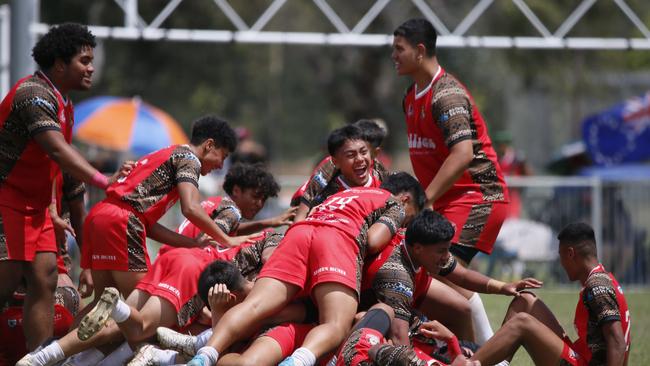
[582,91,650,165]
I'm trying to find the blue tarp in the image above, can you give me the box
[582,92,650,166]
[579,163,650,181]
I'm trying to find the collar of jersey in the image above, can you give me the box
[415,66,443,100]
[337,174,374,190]
[35,70,69,106]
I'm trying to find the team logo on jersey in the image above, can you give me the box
[366,334,380,346]
[407,104,414,117]
[420,105,426,119]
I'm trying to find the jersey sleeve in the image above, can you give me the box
[583,277,621,326]
[375,197,405,236]
[300,159,338,207]
[431,84,473,148]
[372,251,415,321]
[437,255,457,277]
[373,344,429,366]
[171,148,201,187]
[210,197,242,235]
[372,159,390,182]
[61,172,86,202]
[13,81,62,137]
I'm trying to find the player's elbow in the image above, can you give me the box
[180,202,202,221]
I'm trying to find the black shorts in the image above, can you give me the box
[449,244,480,265]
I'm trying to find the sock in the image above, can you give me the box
[64,348,105,365]
[197,346,219,364]
[97,341,133,366]
[290,347,316,366]
[32,341,65,366]
[111,299,131,323]
[155,348,179,366]
[195,328,213,352]
[495,361,510,366]
[469,292,494,345]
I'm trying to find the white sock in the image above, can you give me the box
[64,348,105,365]
[97,341,133,366]
[495,361,510,366]
[290,347,316,366]
[32,341,65,366]
[469,292,494,345]
[111,299,131,323]
[196,346,219,364]
[195,328,213,352]
[154,348,179,366]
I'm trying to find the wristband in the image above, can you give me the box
[90,171,109,190]
[486,279,506,294]
[447,336,462,359]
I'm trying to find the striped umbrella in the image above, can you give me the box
[73,96,188,156]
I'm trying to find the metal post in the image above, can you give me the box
[124,0,138,28]
[0,4,10,97]
[10,0,38,84]
[591,177,604,261]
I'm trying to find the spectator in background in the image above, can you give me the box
[493,130,533,219]
[230,127,268,166]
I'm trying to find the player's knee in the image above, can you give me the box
[508,312,535,331]
[369,303,395,319]
[507,291,537,313]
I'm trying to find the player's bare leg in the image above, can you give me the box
[301,283,357,356]
[501,292,565,337]
[115,294,178,345]
[470,312,567,366]
[217,336,284,366]
[418,277,474,340]
[23,252,58,350]
[190,277,299,365]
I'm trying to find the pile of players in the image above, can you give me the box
[1,18,631,366]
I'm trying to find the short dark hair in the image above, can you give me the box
[380,172,426,211]
[353,119,387,149]
[32,23,96,70]
[190,115,238,152]
[393,18,437,57]
[405,209,454,246]
[557,222,597,258]
[197,260,245,310]
[222,163,280,199]
[327,124,365,156]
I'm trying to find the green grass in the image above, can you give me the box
[482,289,649,365]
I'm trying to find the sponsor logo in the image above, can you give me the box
[313,267,347,276]
[92,255,117,261]
[408,133,436,150]
[158,282,181,298]
[366,334,380,346]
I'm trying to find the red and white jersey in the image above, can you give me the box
[0,72,74,212]
[402,67,508,208]
[158,196,242,255]
[572,264,630,364]
[294,156,389,208]
[299,187,404,253]
[105,144,200,227]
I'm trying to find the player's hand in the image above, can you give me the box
[502,277,543,296]
[208,283,236,313]
[419,320,454,342]
[108,160,136,185]
[271,206,298,227]
[226,233,259,247]
[450,357,480,366]
[195,233,220,248]
[52,215,75,247]
[78,268,94,298]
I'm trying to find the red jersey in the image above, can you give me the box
[299,187,404,254]
[402,68,508,207]
[0,72,74,212]
[157,196,242,255]
[294,156,389,208]
[105,145,201,227]
[572,264,630,365]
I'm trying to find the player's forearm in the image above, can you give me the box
[446,265,503,294]
[237,220,270,235]
[390,318,411,346]
[182,204,234,246]
[36,132,105,188]
[69,199,86,246]
[425,152,471,206]
[147,223,197,248]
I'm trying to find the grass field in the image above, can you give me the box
[482,289,649,365]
